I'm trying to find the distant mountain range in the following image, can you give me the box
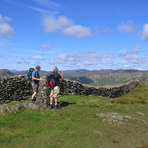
[0,69,14,77]
[63,69,148,86]
[0,69,148,86]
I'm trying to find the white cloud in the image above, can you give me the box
[15,60,22,64]
[5,0,53,14]
[118,22,135,33]
[54,46,148,70]
[31,55,44,60]
[32,0,63,8]
[63,25,91,38]
[103,27,112,33]
[42,15,73,32]
[42,15,92,38]
[58,49,112,66]
[42,44,51,49]
[119,49,140,60]
[142,23,148,41]
[29,6,53,14]
[34,50,55,54]
[119,46,148,65]
[0,14,15,38]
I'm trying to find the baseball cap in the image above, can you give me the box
[36,65,41,69]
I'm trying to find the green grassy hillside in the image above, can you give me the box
[0,84,148,148]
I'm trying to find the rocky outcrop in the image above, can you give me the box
[0,76,142,105]
[0,102,40,114]
[96,112,147,126]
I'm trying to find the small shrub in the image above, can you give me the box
[112,139,119,144]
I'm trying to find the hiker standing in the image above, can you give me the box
[31,65,44,102]
[49,66,64,109]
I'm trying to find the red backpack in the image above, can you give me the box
[46,73,56,88]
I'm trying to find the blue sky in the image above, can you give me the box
[0,0,148,71]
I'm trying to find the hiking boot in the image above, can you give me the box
[30,98,36,103]
[30,99,34,103]
[54,105,60,109]
[50,104,53,109]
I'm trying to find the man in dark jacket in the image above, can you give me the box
[50,66,64,109]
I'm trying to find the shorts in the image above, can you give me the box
[50,86,60,98]
[32,82,39,92]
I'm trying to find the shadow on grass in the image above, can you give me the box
[59,101,76,108]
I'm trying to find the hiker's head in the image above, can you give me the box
[53,66,58,72]
[36,65,41,71]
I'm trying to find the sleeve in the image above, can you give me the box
[58,73,61,79]
[32,71,36,77]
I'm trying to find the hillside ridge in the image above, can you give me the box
[0,69,148,86]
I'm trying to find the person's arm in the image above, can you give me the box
[61,72,64,79]
[32,71,44,81]
[32,76,43,81]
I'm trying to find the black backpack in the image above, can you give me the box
[46,73,56,88]
[27,68,34,81]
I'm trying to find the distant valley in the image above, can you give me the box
[0,69,148,86]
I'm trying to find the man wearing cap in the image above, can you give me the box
[31,65,44,102]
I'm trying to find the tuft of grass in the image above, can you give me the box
[110,97,147,104]
[112,139,119,144]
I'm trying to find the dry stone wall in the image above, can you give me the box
[0,76,32,103]
[0,76,141,105]
[60,79,141,98]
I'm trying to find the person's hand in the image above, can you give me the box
[61,72,64,79]
[40,77,45,80]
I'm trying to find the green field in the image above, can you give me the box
[0,84,148,148]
